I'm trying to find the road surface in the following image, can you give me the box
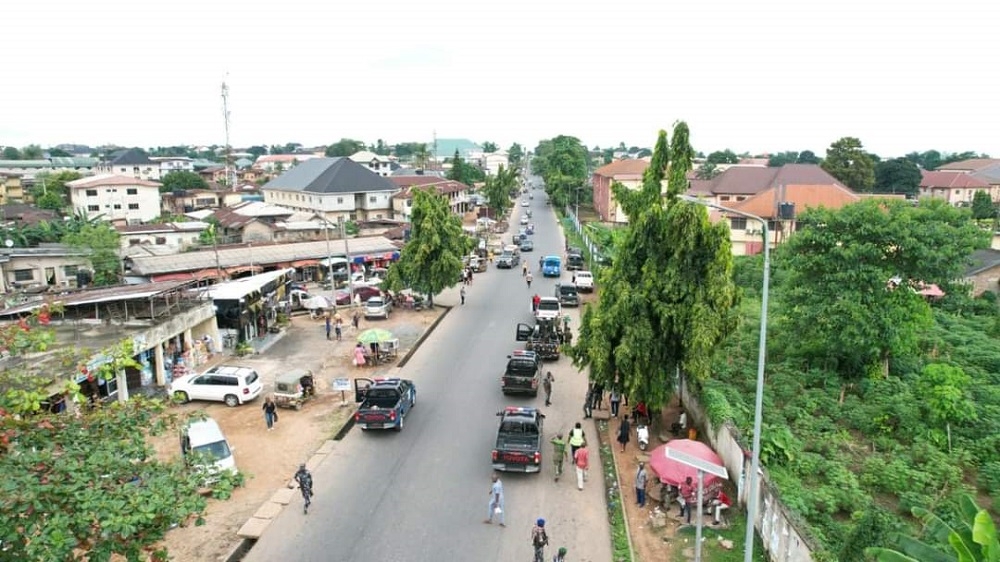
[243,187,612,562]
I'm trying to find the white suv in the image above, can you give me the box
[170,365,263,407]
[535,296,562,321]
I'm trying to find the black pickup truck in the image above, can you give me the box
[353,377,416,431]
[491,406,544,473]
[501,350,542,395]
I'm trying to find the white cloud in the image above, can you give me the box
[1,0,997,157]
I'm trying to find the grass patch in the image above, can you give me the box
[597,419,633,561]
[669,512,767,562]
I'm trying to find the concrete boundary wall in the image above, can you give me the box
[679,382,816,562]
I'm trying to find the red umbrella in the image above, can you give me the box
[648,439,724,487]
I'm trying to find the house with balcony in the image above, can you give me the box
[388,175,472,221]
[97,148,160,181]
[349,151,394,177]
[67,174,161,224]
[150,156,195,177]
[918,171,991,206]
[261,157,398,222]
[592,159,651,223]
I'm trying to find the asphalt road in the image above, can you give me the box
[243,188,612,562]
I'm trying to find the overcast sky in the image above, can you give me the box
[2,0,997,158]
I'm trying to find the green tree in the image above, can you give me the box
[47,147,71,157]
[507,142,524,171]
[531,136,588,207]
[875,157,922,195]
[483,164,517,217]
[767,151,800,167]
[797,150,821,164]
[324,138,366,157]
[63,223,121,286]
[30,170,82,207]
[971,190,995,221]
[413,143,431,169]
[2,146,21,160]
[916,363,977,451]
[383,188,471,306]
[695,162,721,180]
[159,170,208,193]
[21,144,44,159]
[706,149,739,165]
[447,150,484,186]
[372,139,390,155]
[0,312,211,562]
[481,141,498,153]
[246,145,268,158]
[779,199,986,382]
[822,137,876,191]
[571,124,738,409]
[867,494,999,562]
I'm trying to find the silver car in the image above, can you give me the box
[364,296,392,319]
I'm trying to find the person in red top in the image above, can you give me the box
[573,442,589,491]
[532,293,541,312]
[712,490,731,525]
[678,476,695,523]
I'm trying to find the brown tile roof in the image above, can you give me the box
[920,170,990,189]
[730,184,859,218]
[390,179,470,200]
[594,159,650,177]
[66,174,160,188]
[708,164,843,196]
[388,175,450,188]
[936,158,1000,172]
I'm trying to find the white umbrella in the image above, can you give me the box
[302,295,333,310]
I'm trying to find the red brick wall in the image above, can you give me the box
[593,174,611,221]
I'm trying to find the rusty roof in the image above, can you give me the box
[594,159,650,177]
[920,171,990,189]
[730,184,860,219]
[936,158,1000,172]
[708,164,843,195]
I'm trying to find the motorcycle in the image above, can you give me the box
[636,423,650,451]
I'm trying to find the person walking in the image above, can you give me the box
[526,271,533,288]
[635,462,648,508]
[616,416,631,452]
[460,285,466,305]
[583,386,593,419]
[591,382,605,410]
[353,342,367,368]
[550,432,567,481]
[325,314,332,340]
[352,310,360,331]
[294,463,313,514]
[538,256,543,272]
[553,547,568,562]
[542,371,554,406]
[568,422,585,457]
[334,318,343,341]
[522,262,528,276]
[262,395,278,430]
[484,473,505,527]
[531,518,549,562]
[609,389,621,418]
[573,441,590,491]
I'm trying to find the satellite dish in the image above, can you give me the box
[4,239,13,248]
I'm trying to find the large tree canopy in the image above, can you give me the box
[531,136,588,208]
[778,198,987,381]
[159,170,208,193]
[874,157,922,195]
[383,188,471,304]
[822,137,876,191]
[324,138,366,157]
[571,124,739,408]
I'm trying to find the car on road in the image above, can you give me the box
[353,377,416,431]
[555,283,580,307]
[492,406,544,473]
[501,349,542,395]
[542,255,562,277]
[566,253,585,271]
[526,223,534,235]
[534,296,561,321]
[335,285,383,305]
[520,238,534,252]
[521,200,529,207]
[520,216,529,225]
[364,296,392,319]
[170,365,263,407]
[574,271,594,292]
[496,250,520,269]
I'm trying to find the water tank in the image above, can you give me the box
[778,202,796,220]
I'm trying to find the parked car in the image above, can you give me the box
[555,283,580,306]
[521,200,530,207]
[534,296,562,321]
[170,365,263,407]
[574,271,594,292]
[335,285,383,305]
[180,417,236,479]
[520,216,529,225]
[492,406,544,473]
[566,253,585,271]
[364,296,393,319]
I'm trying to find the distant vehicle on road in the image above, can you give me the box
[542,256,562,277]
[534,296,561,321]
[353,377,416,431]
[566,253,585,271]
[574,271,594,292]
[554,283,579,307]
[497,249,520,269]
[520,238,534,252]
[521,200,530,207]
[501,349,542,396]
[492,406,544,473]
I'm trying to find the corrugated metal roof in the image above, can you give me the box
[205,268,294,300]
[128,236,398,275]
[0,280,191,317]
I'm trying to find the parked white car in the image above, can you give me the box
[574,271,595,292]
[534,296,562,321]
[169,365,263,407]
[180,417,237,480]
[365,296,393,319]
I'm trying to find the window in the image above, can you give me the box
[369,196,377,203]
[155,237,166,245]
[126,188,137,195]
[337,197,344,204]
[63,265,79,276]
[128,203,139,210]
[85,189,97,196]
[113,204,121,210]
[129,238,141,246]
[87,205,99,211]
[13,269,34,282]
[730,217,747,230]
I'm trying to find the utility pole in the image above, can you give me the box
[340,217,354,305]
[221,77,235,191]
[247,242,253,273]
[212,224,222,281]
[324,218,334,284]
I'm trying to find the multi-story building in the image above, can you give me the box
[349,151,394,177]
[591,159,651,223]
[261,157,398,222]
[67,174,161,223]
[389,175,472,221]
[97,148,160,181]
[150,156,195,176]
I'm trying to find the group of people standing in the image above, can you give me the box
[325,310,360,342]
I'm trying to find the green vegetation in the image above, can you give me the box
[595,420,631,561]
[531,135,589,208]
[159,170,208,192]
[482,164,518,217]
[446,149,485,186]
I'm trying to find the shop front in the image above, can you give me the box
[208,268,293,344]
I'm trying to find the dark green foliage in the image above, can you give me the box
[971,190,995,221]
[324,138,366,157]
[840,506,903,561]
[822,137,876,191]
[875,158,922,196]
[531,136,589,208]
[446,149,485,186]
[159,170,208,192]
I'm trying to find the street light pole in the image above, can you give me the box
[679,195,769,562]
[324,218,334,284]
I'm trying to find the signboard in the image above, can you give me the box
[332,377,351,392]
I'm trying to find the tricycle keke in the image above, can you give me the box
[274,369,316,410]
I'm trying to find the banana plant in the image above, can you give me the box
[867,495,999,562]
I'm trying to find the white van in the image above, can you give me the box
[181,418,236,477]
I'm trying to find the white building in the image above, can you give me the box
[97,148,161,181]
[261,157,398,222]
[67,174,162,223]
[349,150,393,177]
[116,222,210,254]
[150,156,195,176]
[254,154,318,172]
[468,151,510,176]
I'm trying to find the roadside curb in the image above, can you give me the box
[228,303,454,560]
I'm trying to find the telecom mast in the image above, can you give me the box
[432,129,438,171]
[221,78,235,190]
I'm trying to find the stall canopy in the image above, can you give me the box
[649,439,725,488]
